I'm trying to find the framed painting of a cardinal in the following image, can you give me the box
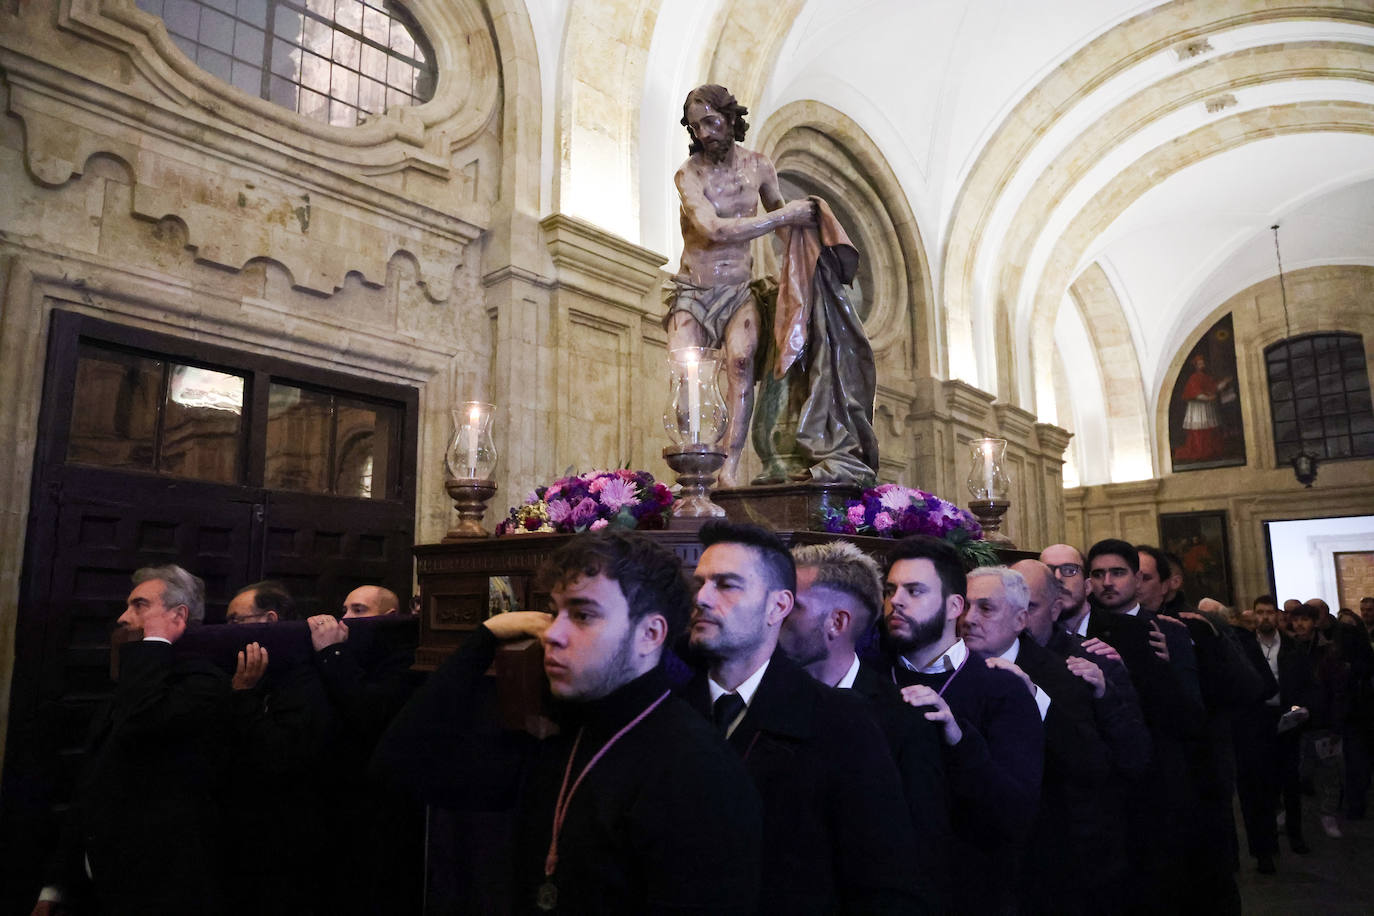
[1169,313,1246,471]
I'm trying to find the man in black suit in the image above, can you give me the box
[1015,558,1148,911]
[223,581,336,914]
[683,521,918,914]
[1232,594,1303,873]
[376,530,763,913]
[1134,546,1202,706]
[307,590,424,914]
[35,565,231,916]
[1086,539,1211,914]
[962,565,1110,915]
[781,539,949,911]
[884,536,1043,915]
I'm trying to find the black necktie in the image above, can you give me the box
[712,692,746,735]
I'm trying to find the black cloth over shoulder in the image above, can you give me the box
[376,626,763,915]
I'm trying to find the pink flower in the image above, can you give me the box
[597,477,640,512]
[873,511,895,532]
[571,497,599,526]
[589,518,609,531]
[546,499,572,524]
[847,504,867,527]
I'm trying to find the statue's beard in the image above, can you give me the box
[703,138,731,162]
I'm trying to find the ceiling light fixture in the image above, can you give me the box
[1271,224,1318,487]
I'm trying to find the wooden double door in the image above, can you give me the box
[1,310,418,910]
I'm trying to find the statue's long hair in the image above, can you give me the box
[681,85,749,155]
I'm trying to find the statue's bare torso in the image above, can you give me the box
[676,146,783,288]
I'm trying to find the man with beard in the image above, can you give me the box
[884,536,1042,915]
[374,531,762,914]
[780,540,949,912]
[668,84,818,487]
[682,521,918,914]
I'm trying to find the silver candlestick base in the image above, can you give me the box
[442,477,497,540]
[663,444,727,519]
[968,498,1014,546]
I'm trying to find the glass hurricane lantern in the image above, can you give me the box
[662,347,729,519]
[442,401,498,540]
[966,437,1014,545]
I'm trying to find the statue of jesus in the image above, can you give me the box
[665,84,817,488]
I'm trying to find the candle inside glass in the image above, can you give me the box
[686,350,701,443]
[982,441,995,496]
[466,404,480,477]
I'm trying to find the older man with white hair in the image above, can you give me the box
[963,565,1111,915]
[35,564,230,915]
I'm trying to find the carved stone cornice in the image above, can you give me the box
[943,379,997,425]
[1094,479,1163,504]
[1034,422,1073,456]
[993,402,1037,440]
[481,265,555,290]
[539,213,668,307]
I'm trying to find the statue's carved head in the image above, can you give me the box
[681,85,749,157]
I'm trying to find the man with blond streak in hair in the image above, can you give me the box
[781,540,950,912]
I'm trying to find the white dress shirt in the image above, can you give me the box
[997,638,1052,720]
[897,638,968,675]
[836,654,861,690]
[1258,632,1281,706]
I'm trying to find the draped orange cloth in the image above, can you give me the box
[771,197,859,379]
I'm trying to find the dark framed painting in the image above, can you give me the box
[1169,313,1246,471]
[1159,510,1234,606]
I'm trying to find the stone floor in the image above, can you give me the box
[1236,792,1374,915]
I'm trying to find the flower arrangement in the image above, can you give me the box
[495,469,674,536]
[822,483,999,567]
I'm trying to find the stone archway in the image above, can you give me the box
[1024,105,1374,422]
[1068,264,1153,482]
[939,0,1374,407]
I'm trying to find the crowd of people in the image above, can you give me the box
[31,574,425,916]
[27,523,1374,915]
